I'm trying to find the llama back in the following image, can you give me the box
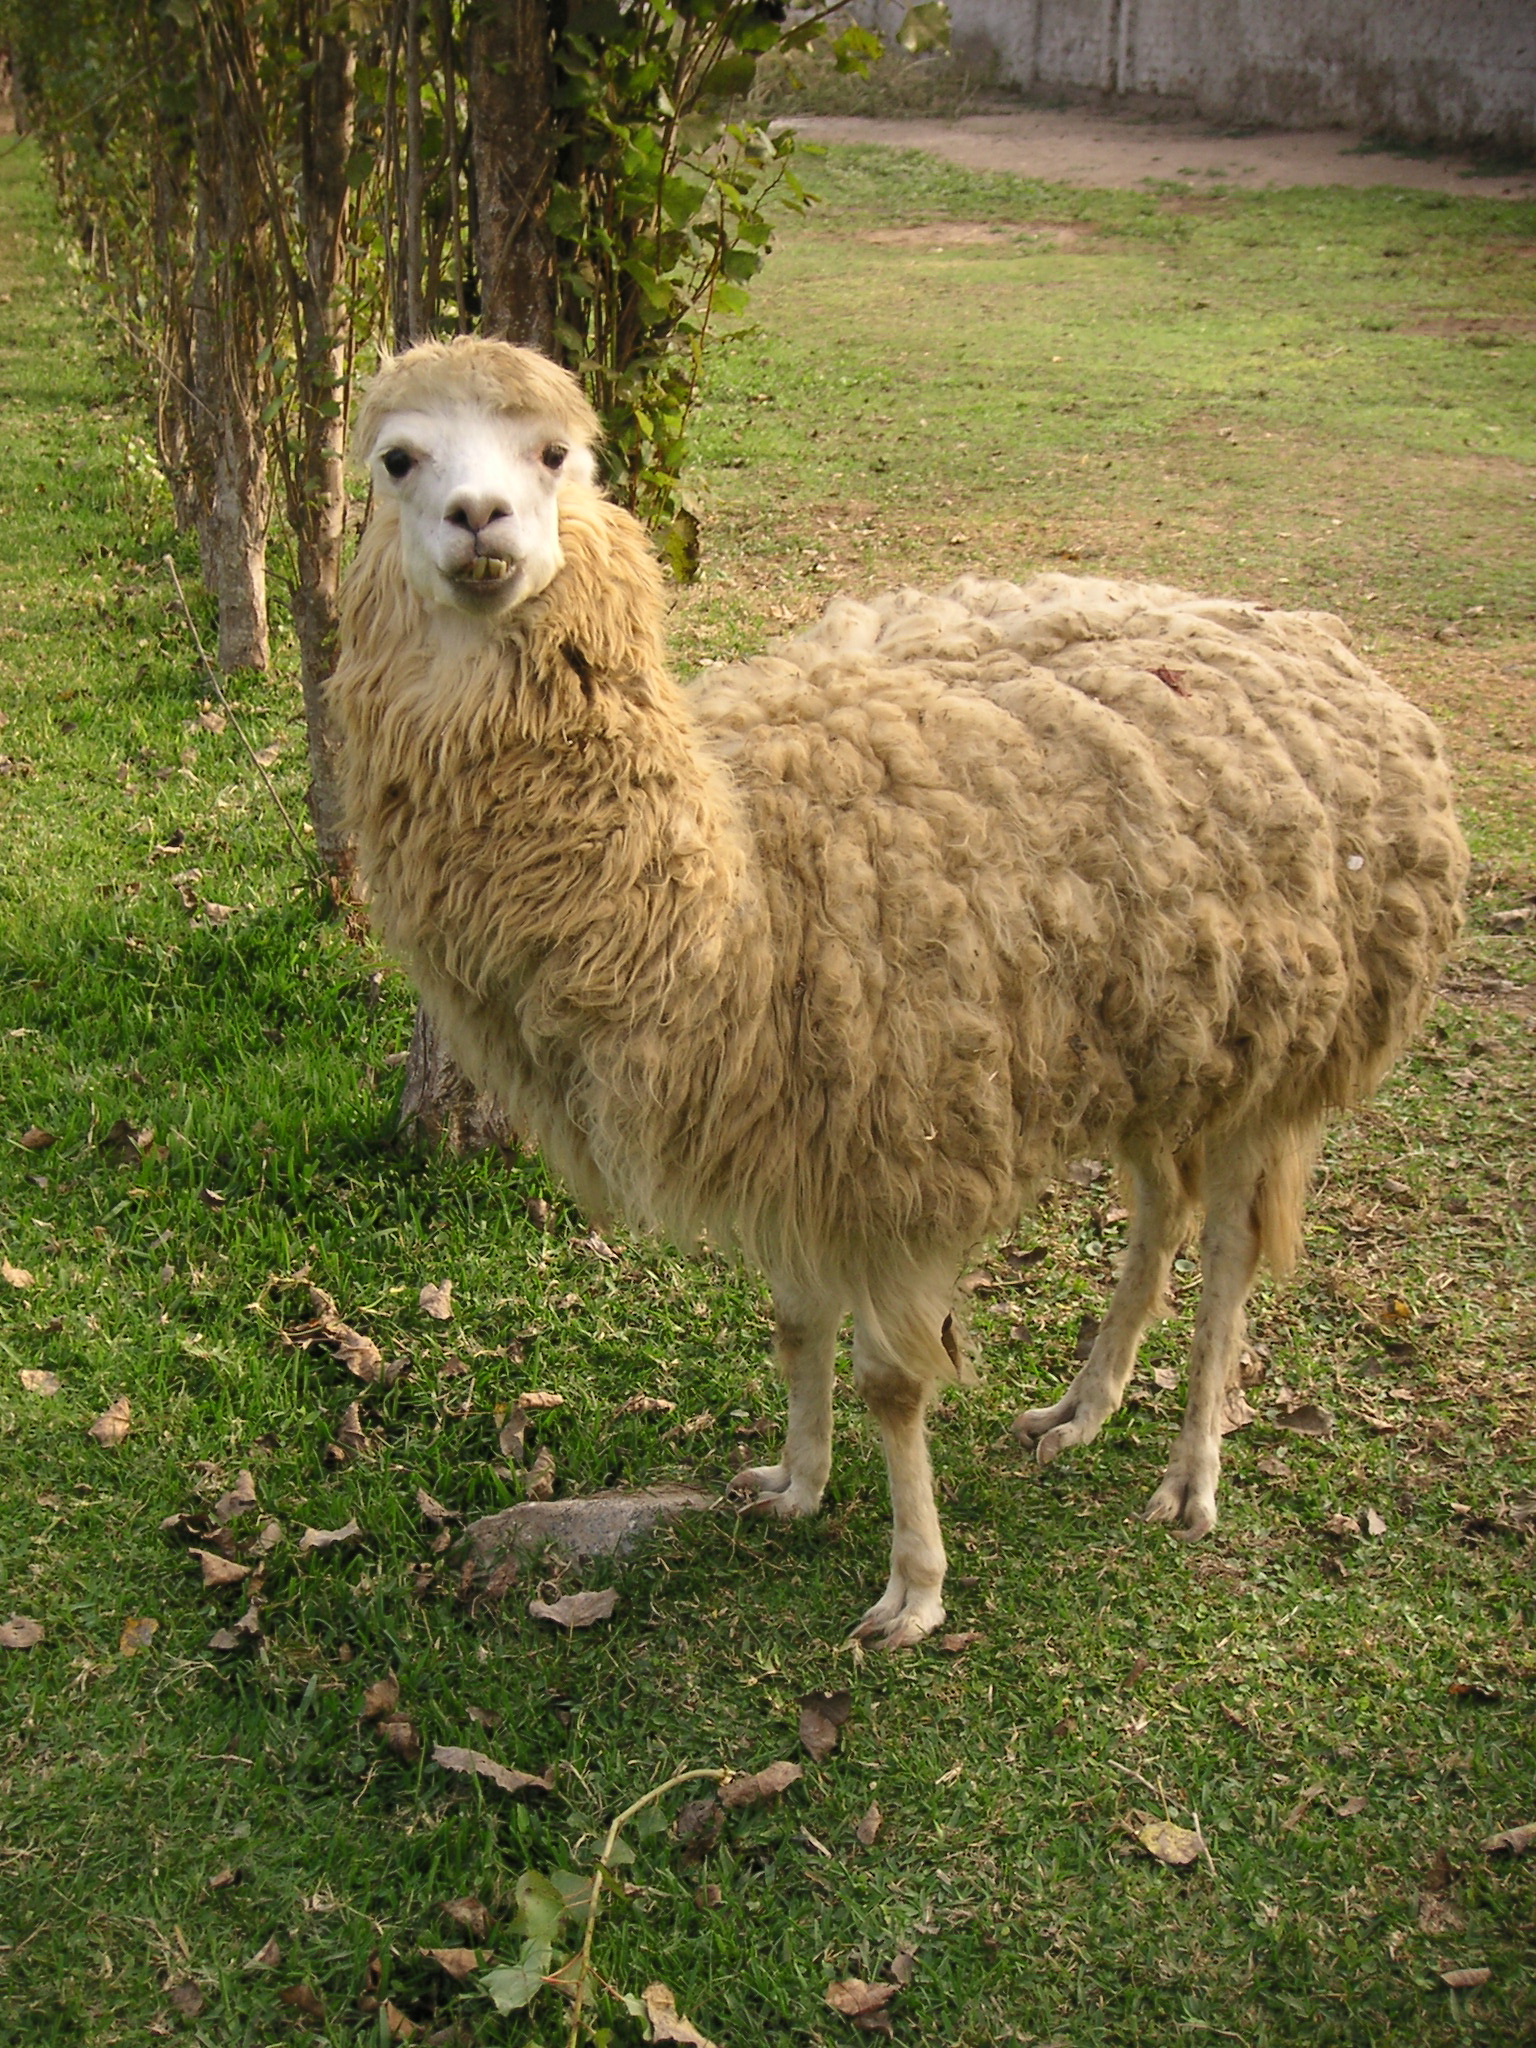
[691,574,1466,1260]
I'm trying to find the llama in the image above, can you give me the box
[330,337,1467,1647]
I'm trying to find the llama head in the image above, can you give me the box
[354,338,601,623]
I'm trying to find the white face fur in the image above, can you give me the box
[366,403,596,623]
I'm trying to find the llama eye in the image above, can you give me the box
[542,444,568,472]
[381,447,414,480]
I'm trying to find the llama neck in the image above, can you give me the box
[337,487,767,1055]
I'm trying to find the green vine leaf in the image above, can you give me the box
[897,3,953,57]
[481,1938,555,2014]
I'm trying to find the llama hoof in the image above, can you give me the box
[1144,1469,1218,1539]
[729,1465,822,1519]
[849,1580,946,1650]
[728,1461,792,1498]
[1012,1399,1066,1442]
[1012,1397,1109,1466]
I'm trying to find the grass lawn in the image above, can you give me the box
[1,137,1533,2047]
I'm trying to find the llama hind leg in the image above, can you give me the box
[1014,1143,1194,1465]
[849,1273,953,1649]
[730,1282,843,1520]
[1145,1134,1266,1538]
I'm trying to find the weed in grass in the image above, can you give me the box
[1,139,1534,2044]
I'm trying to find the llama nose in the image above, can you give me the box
[444,490,511,536]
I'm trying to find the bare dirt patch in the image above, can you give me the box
[787,107,1536,201]
[861,220,1098,250]
[1405,315,1536,340]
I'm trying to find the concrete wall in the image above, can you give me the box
[881,1,1536,151]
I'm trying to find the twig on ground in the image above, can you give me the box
[565,1765,726,2048]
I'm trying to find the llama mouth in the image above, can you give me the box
[452,556,514,586]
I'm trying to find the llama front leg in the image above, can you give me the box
[849,1280,952,1648]
[1145,1141,1263,1538]
[730,1284,843,1520]
[1014,1145,1194,1464]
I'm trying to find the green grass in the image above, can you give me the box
[2,140,1534,2046]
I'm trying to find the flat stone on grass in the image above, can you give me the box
[464,1485,713,1568]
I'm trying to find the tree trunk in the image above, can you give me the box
[467,0,555,349]
[290,25,358,877]
[192,64,270,673]
[145,8,202,537]
[398,1007,516,1153]
[400,0,558,1150]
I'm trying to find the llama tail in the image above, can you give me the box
[1255,1120,1324,1280]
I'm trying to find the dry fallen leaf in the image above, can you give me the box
[855,1801,882,1846]
[440,1896,491,1941]
[887,1950,916,1988]
[18,1127,56,1151]
[244,1934,282,1971]
[1323,1512,1361,1538]
[825,1977,899,2024]
[430,1744,552,1795]
[378,1715,421,1764]
[334,1400,369,1460]
[1336,1795,1368,1818]
[1481,1822,1536,1855]
[674,1797,723,1851]
[251,1519,282,1556]
[286,1286,383,1381]
[528,1587,616,1629]
[207,1589,264,1654]
[1281,1786,1327,1832]
[525,1445,556,1502]
[798,1689,852,1762]
[362,1674,400,1721]
[420,1947,478,1981]
[252,739,284,768]
[298,1521,361,1552]
[518,1389,564,1411]
[88,1396,132,1446]
[2,1259,35,1289]
[615,1393,675,1417]
[118,1616,159,1656]
[190,1549,252,1590]
[1137,1819,1206,1867]
[1219,1386,1258,1434]
[496,1407,528,1464]
[277,1985,324,2020]
[1274,1402,1334,1438]
[641,1982,720,2048]
[719,1760,803,1810]
[0,1616,44,1650]
[1363,1507,1387,1537]
[419,1279,454,1320]
[938,1631,982,1654]
[19,1369,60,1396]
[416,1487,455,1525]
[212,1470,257,1524]
[167,1981,204,2017]
[208,1867,239,1890]
[1439,1966,1491,1991]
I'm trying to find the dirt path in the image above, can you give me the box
[786,104,1536,202]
